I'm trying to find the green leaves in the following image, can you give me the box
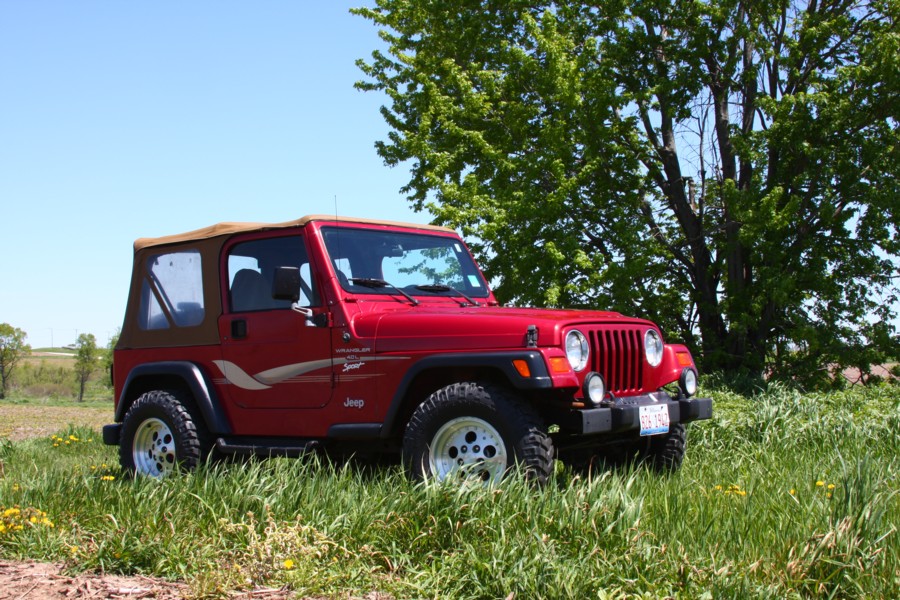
[0,323,30,400]
[74,333,99,402]
[356,0,899,384]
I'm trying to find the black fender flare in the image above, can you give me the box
[115,361,232,435]
[379,351,553,439]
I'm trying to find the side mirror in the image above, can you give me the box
[272,266,301,302]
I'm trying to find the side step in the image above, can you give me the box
[215,437,319,458]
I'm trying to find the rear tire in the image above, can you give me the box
[403,382,553,485]
[120,390,209,478]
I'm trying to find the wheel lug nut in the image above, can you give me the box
[461,445,468,453]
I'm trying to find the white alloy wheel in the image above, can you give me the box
[429,416,509,484]
[132,417,178,477]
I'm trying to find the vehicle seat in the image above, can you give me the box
[231,269,272,312]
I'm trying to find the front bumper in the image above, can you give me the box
[561,393,712,435]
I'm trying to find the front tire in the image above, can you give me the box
[120,390,208,478]
[403,382,553,485]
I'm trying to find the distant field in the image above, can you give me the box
[7,348,112,404]
[0,402,111,442]
[25,350,76,364]
[2,350,111,440]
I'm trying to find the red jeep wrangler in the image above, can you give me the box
[104,215,712,484]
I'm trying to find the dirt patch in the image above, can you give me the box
[0,405,110,442]
[0,560,396,599]
[0,560,191,599]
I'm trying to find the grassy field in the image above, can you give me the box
[1,384,898,599]
[5,349,112,403]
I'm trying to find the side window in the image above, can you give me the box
[227,235,317,312]
[138,250,204,330]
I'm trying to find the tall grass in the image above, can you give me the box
[1,384,898,598]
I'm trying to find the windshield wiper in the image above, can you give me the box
[415,284,481,307]
[349,278,419,306]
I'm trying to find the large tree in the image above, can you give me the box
[354,0,900,383]
[0,323,30,399]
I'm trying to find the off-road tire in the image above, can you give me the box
[403,382,554,485]
[643,423,687,472]
[120,390,209,478]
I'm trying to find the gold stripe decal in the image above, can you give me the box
[211,357,409,391]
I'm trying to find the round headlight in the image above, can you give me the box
[680,368,698,397]
[583,372,607,405]
[565,330,589,371]
[644,329,663,367]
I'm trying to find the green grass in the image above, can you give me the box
[1,385,898,598]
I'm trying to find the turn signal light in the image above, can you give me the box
[549,357,571,373]
[676,352,692,366]
[512,360,531,377]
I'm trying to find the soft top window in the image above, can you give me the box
[138,250,205,330]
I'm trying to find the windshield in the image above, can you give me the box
[321,227,490,298]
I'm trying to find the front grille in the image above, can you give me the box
[588,327,644,394]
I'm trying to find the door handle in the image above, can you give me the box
[231,319,248,339]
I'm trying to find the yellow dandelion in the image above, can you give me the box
[101,475,116,481]
[714,485,723,491]
[816,480,825,487]
[826,493,833,499]
[827,483,836,490]
[283,559,295,570]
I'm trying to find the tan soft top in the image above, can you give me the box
[133,214,455,251]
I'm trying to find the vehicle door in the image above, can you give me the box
[216,231,333,427]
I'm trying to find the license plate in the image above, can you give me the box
[639,404,670,436]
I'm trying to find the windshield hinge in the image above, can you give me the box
[525,325,539,348]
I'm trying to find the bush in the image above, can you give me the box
[10,362,74,399]
[21,384,74,400]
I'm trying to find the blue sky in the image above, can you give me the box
[0,1,425,348]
